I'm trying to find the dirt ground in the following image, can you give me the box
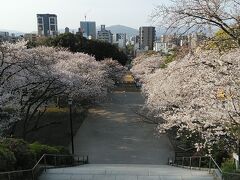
[13,107,87,147]
[73,91,175,164]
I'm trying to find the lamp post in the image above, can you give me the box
[68,97,74,154]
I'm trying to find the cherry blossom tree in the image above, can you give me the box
[131,54,164,83]
[0,41,28,135]
[55,51,113,102]
[140,49,240,153]
[131,47,240,154]
[0,41,114,138]
[14,47,69,138]
[101,58,127,83]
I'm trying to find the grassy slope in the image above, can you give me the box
[13,107,87,147]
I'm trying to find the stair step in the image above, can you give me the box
[39,164,214,180]
[40,174,214,180]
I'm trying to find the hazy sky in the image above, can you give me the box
[0,0,167,32]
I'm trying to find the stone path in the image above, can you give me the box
[72,91,174,164]
[39,77,214,180]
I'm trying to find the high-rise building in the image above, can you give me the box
[37,14,58,36]
[97,25,113,44]
[80,21,96,39]
[139,26,156,50]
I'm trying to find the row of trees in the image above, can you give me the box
[131,0,240,159]
[29,33,128,65]
[0,41,126,138]
[131,47,240,154]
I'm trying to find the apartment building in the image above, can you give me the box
[37,14,58,36]
[97,25,113,44]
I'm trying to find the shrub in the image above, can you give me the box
[0,138,70,172]
[55,146,70,155]
[30,142,71,166]
[0,144,16,171]
[0,138,36,170]
[29,142,60,160]
[222,158,236,173]
[164,54,176,64]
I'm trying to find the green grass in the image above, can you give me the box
[159,54,177,69]
[222,158,236,173]
[160,63,167,69]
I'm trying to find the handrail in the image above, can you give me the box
[176,145,194,152]
[0,153,88,179]
[174,155,240,180]
[32,154,46,170]
[209,155,222,174]
[0,169,33,175]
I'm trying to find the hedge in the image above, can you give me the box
[0,138,69,172]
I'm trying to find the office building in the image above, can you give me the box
[139,26,156,50]
[80,21,96,39]
[97,25,113,44]
[37,14,58,36]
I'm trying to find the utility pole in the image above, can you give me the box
[68,98,74,155]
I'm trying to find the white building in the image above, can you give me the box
[153,41,177,54]
[113,33,126,49]
[97,25,113,44]
[24,33,37,42]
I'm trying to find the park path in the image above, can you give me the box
[73,90,174,164]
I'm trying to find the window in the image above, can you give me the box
[38,25,43,30]
[49,17,55,24]
[50,25,56,31]
[38,18,43,24]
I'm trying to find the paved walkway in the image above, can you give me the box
[72,91,174,164]
[39,164,214,180]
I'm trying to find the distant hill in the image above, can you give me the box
[98,25,139,37]
[104,25,169,38]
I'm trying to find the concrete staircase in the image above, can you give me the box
[39,164,214,180]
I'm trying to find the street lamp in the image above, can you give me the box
[68,97,74,154]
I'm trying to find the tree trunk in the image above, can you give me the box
[238,139,240,168]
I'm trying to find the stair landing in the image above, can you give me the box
[39,164,214,180]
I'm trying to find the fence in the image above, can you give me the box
[174,155,240,180]
[0,154,88,180]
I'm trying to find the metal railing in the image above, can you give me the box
[176,145,195,152]
[174,155,240,180]
[0,154,88,180]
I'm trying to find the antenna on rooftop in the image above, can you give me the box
[84,9,91,22]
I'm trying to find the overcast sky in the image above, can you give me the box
[0,0,168,32]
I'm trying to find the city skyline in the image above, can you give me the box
[0,0,165,33]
